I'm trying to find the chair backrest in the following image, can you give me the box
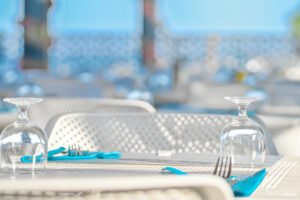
[0,175,233,200]
[28,98,155,136]
[48,113,276,155]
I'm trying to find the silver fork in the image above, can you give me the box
[68,144,81,156]
[213,156,232,179]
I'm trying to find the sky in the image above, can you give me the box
[0,0,300,35]
[0,0,20,33]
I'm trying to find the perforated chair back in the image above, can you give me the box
[28,98,155,136]
[49,113,276,155]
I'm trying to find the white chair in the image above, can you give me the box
[0,175,233,200]
[48,113,277,155]
[28,98,155,136]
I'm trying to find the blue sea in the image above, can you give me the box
[0,0,300,78]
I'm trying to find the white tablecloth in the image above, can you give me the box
[0,154,293,199]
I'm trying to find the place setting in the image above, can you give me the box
[1,2,300,198]
[0,96,277,199]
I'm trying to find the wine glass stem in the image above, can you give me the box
[238,104,248,119]
[16,105,29,123]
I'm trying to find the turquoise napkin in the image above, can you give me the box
[161,166,188,175]
[48,151,121,161]
[20,147,121,162]
[231,168,267,197]
[161,167,267,197]
[20,147,66,163]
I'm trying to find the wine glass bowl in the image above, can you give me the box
[0,98,47,175]
[221,96,266,168]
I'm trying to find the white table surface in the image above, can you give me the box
[0,154,294,199]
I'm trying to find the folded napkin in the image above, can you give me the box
[161,166,188,175]
[231,168,267,197]
[21,147,66,163]
[48,151,121,161]
[161,167,267,197]
[20,147,121,163]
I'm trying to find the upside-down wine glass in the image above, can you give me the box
[0,98,47,175]
[220,96,266,168]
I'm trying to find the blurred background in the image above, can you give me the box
[1,0,300,112]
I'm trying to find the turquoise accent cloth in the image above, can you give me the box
[48,151,121,161]
[231,169,267,197]
[20,147,121,162]
[162,167,267,197]
[161,166,188,175]
[20,147,66,163]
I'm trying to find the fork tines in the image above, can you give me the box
[213,156,232,179]
[68,144,81,156]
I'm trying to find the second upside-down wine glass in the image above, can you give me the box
[0,98,47,175]
[220,96,266,168]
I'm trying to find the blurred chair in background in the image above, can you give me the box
[48,113,277,156]
[28,98,156,136]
